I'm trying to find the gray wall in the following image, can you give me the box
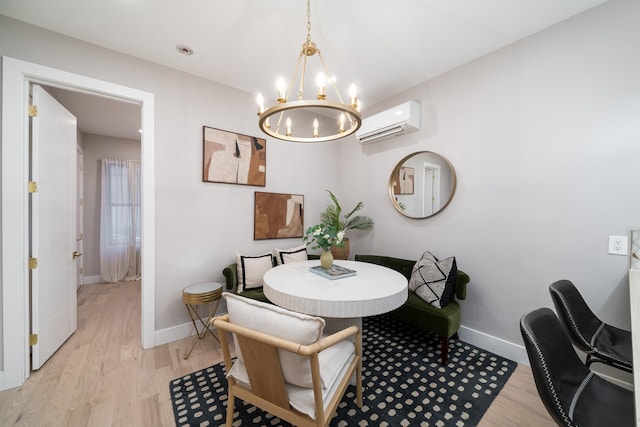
[81,133,141,280]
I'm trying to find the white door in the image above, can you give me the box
[423,168,435,217]
[30,85,78,370]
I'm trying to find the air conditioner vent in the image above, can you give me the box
[356,101,421,144]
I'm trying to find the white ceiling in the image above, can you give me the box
[1,0,608,140]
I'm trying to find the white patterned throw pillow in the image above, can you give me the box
[273,244,308,265]
[409,251,457,308]
[236,252,274,292]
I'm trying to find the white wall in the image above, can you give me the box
[1,0,638,377]
[339,0,640,369]
[81,133,141,280]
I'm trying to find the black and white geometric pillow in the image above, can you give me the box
[409,251,457,308]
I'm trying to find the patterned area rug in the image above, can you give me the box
[170,314,516,426]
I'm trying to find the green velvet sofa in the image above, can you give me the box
[222,262,269,302]
[222,253,469,364]
[354,254,470,364]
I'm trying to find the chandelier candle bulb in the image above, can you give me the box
[256,93,265,115]
[316,73,326,99]
[276,77,286,103]
[286,117,292,136]
[313,118,319,137]
[349,83,358,108]
[338,113,346,133]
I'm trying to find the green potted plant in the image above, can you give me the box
[303,223,345,269]
[319,190,374,259]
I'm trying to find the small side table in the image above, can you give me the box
[182,281,222,359]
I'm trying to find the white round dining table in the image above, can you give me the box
[263,259,408,320]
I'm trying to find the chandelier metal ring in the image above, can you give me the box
[258,100,361,143]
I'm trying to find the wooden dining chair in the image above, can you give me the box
[212,292,363,427]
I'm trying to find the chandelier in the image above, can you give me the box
[256,0,362,143]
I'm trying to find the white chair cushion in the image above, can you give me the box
[235,252,273,292]
[273,244,308,265]
[224,292,326,388]
[228,340,355,419]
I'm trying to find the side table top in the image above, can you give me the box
[183,281,222,295]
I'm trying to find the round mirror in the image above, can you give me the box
[388,151,456,219]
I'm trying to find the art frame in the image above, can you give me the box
[393,166,415,195]
[203,126,266,186]
[254,192,304,240]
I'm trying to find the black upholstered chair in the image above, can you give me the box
[549,279,632,373]
[520,308,634,427]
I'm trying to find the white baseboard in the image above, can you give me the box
[155,322,193,346]
[155,307,229,346]
[458,325,529,365]
[82,275,102,285]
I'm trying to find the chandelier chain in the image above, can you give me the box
[306,0,312,43]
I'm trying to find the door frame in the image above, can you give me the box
[1,56,156,390]
[76,144,84,289]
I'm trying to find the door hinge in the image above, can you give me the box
[80,267,84,275]
[29,257,38,270]
[29,334,38,346]
[28,181,38,193]
[29,104,38,117]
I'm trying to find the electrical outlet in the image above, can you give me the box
[608,235,628,255]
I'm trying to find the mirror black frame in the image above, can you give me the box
[388,151,457,219]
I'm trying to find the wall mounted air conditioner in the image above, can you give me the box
[356,100,421,144]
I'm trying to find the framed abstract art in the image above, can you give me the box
[254,192,304,240]
[203,126,266,186]
[393,166,414,195]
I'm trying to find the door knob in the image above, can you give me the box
[72,251,82,259]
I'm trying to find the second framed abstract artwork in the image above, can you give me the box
[203,126,266,186]
[393,166,415,195]
[254,192,304,240]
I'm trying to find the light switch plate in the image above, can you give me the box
[608,235,628,255]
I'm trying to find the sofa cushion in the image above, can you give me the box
[236,252,274,293]
[238,287,269,303]
[274,244,308,265]
[409,251,457,308]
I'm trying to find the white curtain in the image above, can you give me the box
[100,158,141,283]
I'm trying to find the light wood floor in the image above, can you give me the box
[0,282,555,426]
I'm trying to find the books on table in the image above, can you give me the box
[309,264,357,280]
